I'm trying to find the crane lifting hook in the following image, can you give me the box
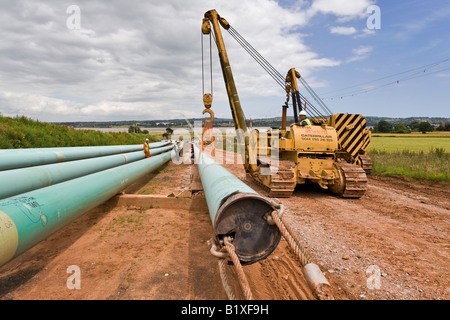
[202,108,214,122]
[200,93,215,160]
[202,93,214,128]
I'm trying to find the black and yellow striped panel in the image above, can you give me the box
[360,128,372,152]
[329,113,369,158]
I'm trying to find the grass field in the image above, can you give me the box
[210,130,450,181]
[368,132,449,182]
[369,132,450,153]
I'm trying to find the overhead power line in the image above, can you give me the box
[321,58,450,100]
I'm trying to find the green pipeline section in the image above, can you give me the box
[0,144,174,200]
[0,149,174,267]
[0,141,171,171]
[193,144,280,265]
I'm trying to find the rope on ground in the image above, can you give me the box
[218,258,236,300]
[270,202,311,267]
[223,236,254,300]
[208,237,250,300]
[270,201,334,300]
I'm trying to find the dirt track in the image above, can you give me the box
[0,148,448,300]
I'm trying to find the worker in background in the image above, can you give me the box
[143,138,151,158]
[299,110,311,126]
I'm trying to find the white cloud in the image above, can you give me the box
[309,0,375,19]
[330,26,357,35]
[0,0,372,122]
[347,46,373,63]
[354,28,376,38]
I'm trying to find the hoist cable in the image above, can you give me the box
[201,32,214,97]
[210,32,213,97]
[299,77,333,115]
[227,26,331,119]
[229,26,286,83]
[228,27,286,87]
[227,28,286,89]
[201,32,204,96]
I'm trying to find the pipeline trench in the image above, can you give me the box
[0,145,448,300]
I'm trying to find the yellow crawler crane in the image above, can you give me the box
[201,9,371,198]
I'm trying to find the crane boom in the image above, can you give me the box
[202,9,257,172]
[202,10,247,133]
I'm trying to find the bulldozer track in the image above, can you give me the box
[268,161,296,198]
[336,162,368,198]
[358,154,372,174]
[253,160,296,198]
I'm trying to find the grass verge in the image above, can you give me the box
[368,148,449,182]
[0,115,161,148]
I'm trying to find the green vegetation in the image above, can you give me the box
[162,127,173,140]
[0,115,160,149]
[372,120,449,134]
[128,125,149,134]
[369,148,449,182]
[368,133,450,182]
[369,132,450,153]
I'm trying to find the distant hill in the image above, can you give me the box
[57,116,450,129]
[364,116,449,127]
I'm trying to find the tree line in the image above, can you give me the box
[373,120,449,133]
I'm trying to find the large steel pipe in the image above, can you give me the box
[0,144,174,200]
[194,144,281,265]
[0,141,171,171]
[0,142,171,154]
[0,150,173,267]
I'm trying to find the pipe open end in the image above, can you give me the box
[214,193,281,265]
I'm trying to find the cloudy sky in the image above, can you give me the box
[0,0,449,122]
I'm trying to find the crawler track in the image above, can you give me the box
[335,162,368,198]
[358,154,373,174]
[267,161,297,198]
[252,160,296,198]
